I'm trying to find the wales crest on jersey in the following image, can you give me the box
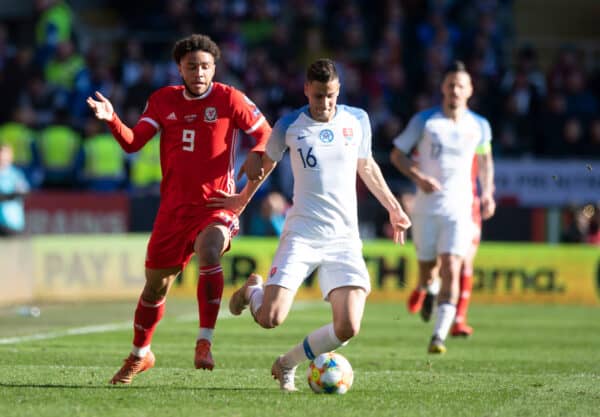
[204,107,218,122]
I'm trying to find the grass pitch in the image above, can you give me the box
[0,300,598,417]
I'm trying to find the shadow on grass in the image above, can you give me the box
[0,382,271,391]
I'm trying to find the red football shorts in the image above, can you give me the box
[145,208,239,269]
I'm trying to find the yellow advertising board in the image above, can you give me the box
[30,235,147,301]
[467,243,598,305]
[24,235,600,305]
[177,238,599,305]
[0,238,34,306]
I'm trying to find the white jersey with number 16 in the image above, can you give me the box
[266,104,371,241]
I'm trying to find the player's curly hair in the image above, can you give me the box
[306,58,339,83]
[172,34,221,64]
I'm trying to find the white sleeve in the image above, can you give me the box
[481,118,492,145]
[475,117,493,154]
[265,117,288,162]
[357,109,372,159]
[392,113,425,153]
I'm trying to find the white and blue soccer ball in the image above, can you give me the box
[307,352,353,394]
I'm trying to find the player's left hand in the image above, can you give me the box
[481,194,496,220]
[238,152,264,182]
[389,209,412,245]
[206,190,248,216]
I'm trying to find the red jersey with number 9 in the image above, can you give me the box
[139,83,269,214]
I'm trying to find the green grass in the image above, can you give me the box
[0,300,599,417]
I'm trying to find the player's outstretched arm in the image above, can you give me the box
[208,154,277,216]
[86,91,156,153]
[357,157,411,244]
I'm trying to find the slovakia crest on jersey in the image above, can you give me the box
[204,107,218,122]
[343,127,353,141]
[319,129,334,143]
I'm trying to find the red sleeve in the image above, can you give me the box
[230,88,271,153]
[248,123,272,153]
[106,113,157,153]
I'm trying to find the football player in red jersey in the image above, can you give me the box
[87,34,272,384]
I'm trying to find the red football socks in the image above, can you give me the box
[132,296,166,348]
[197,264,224,329]
[455,273,473,324]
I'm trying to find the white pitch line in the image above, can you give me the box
[0,302,323,345]
[0,322,133,345]
[0,312,226,345]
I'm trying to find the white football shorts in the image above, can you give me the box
[266,232,371,300]
[410,212,474,260]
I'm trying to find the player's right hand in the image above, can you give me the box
[238,152,264,182]
[206,189,248,216]
[417,176,442,193]
[86,91,114,121]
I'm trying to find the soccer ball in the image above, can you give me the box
[307,352,353,394]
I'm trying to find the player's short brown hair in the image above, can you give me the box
[306,59,339,83]
[443,60,468,77]
[172,34,221,64]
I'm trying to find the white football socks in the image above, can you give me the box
[427,277,441,295]
[433,302,456,340]
[248,285,264,318]
[280,323,345,368]
[197,328,214,342]
[131,344,151,358]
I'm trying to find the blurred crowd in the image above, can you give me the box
[0,0,598,240]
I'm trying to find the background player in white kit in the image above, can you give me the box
[390,61,495,354]
[225,59,411,391]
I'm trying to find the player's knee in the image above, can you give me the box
[142,284,168,301]
[254,313,273,328]
[255,310,284,329]
[197,247,221,265]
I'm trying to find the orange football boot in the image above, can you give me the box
[194,339,215,370]
[407,288,426,314]
[110,351,155,384]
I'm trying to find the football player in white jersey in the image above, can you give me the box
[390,61,495,354]
[225,59,411,391]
